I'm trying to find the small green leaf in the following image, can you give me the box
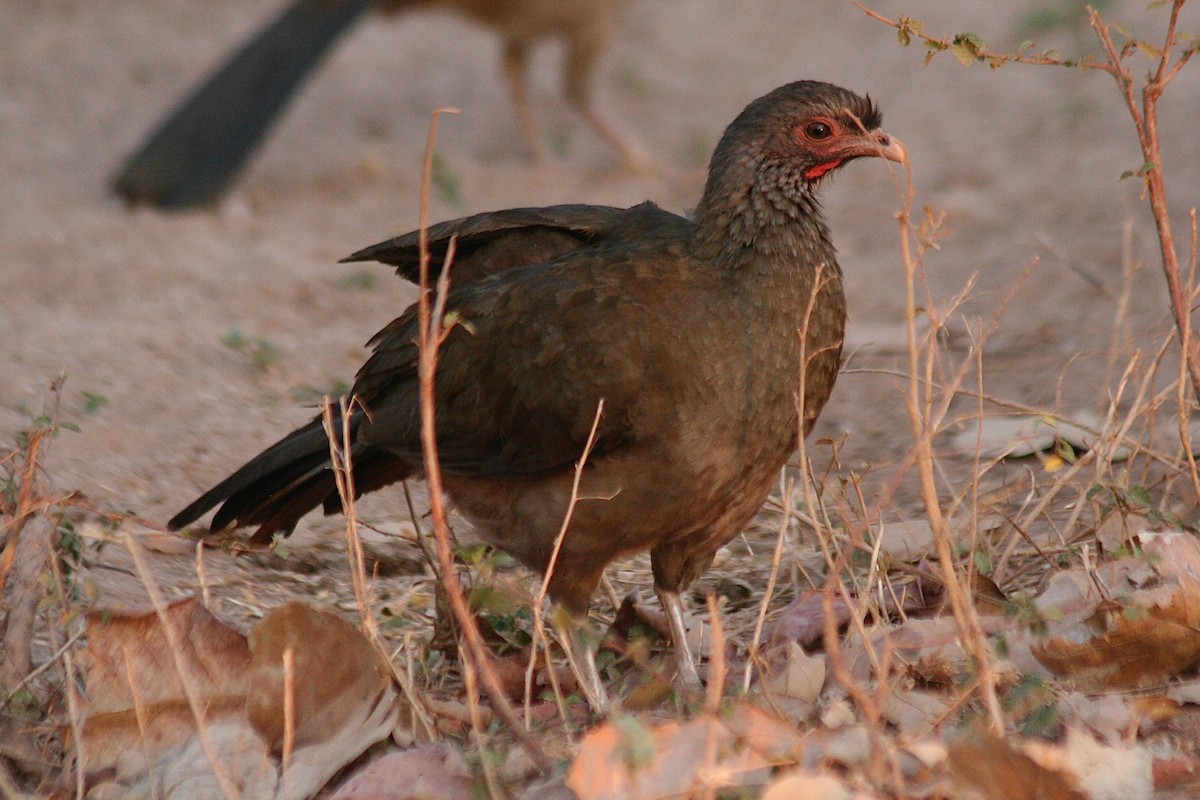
[973,548,992,576]
[82,391,108,415]
[1126,485,1153,507]
[950,32,984,65]
[613,714,657,770]
[222,328,249,351]
[1135,41,1163,59]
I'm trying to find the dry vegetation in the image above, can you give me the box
[3,1,1200,798]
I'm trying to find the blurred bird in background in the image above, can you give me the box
[113,0,644,210]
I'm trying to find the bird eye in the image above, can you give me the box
[804,121,833,140]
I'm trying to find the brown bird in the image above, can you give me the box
[113,0,640,210]
[169,81,904,709]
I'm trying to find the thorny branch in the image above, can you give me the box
[859,1,1200,400]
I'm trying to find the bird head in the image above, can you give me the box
[708,81,905,194]
[691,81,905,262]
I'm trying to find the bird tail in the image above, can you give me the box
[168,406,412,544]
[113,0,375,209]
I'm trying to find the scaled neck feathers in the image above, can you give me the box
[689,147,836,273]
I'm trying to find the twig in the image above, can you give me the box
[742,472,793,693]
[894,151,1005,732]
[413,108,553,774]
[120,531,240,800]
[854,2,1113,72]
[525,399,605,728]
[1087,3,1200,399]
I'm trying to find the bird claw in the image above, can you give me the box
[657,587,702,690]
[554,615,610,714]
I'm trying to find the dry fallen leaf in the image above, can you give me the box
[74,599,405,800]
[326,743,473,800]
[760,642,826,704]
[881,687,952,739]
[75,597,251,784]
[761,771,853,800]
[949,733,1086,800]
[247,601,404,797]
[566,708,779,800]
[1031,540,1200,689]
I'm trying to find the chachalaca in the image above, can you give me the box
[113,0,640,210]
[169,80,905,709]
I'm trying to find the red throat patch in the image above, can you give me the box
[804,159,844,180]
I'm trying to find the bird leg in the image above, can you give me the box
[655,587,701,689]
[563,35,650,174]
[551,609,609,713]
[501,39,546,163]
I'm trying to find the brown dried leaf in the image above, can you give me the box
[765,590,845,651]
[85,721,276,799]
[75,597,250,782]
[760,642,825,703]
[949,734,1086,800]
[761,771,853,800]
[79,596,249,713]
[1031,541,1200,689]
[881,688,951,738]
[141,531,201,555]
[247,600,402,754]
[1094,511,1149,552]
[566,710,775,800]
[327,743,473,800]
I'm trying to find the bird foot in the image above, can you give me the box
[553,614,610,714]
[657,587,701,690]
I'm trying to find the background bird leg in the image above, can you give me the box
[563,33,649,173]
[500,39,546,163]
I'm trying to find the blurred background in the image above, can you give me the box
[1,0,1198,536]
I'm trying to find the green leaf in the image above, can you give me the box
[1126,485,1153,507]
[950,32,984,66]
[612,714,657,770]
[973,548,992,576]
[82,391,108,415]
[1135,41,1163,59]
[896,16,923,47]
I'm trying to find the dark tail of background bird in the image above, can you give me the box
[113,0,375,210]
[168,404,412,543]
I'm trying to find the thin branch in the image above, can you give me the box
[413,108,553,775]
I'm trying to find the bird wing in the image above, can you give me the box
[350,203,695,476]
[341,203,665,285]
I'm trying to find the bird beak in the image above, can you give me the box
[848,130,906,164]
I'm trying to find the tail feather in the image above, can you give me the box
[169,408,413,539]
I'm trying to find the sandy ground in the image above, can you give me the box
[3,0,1199,614]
